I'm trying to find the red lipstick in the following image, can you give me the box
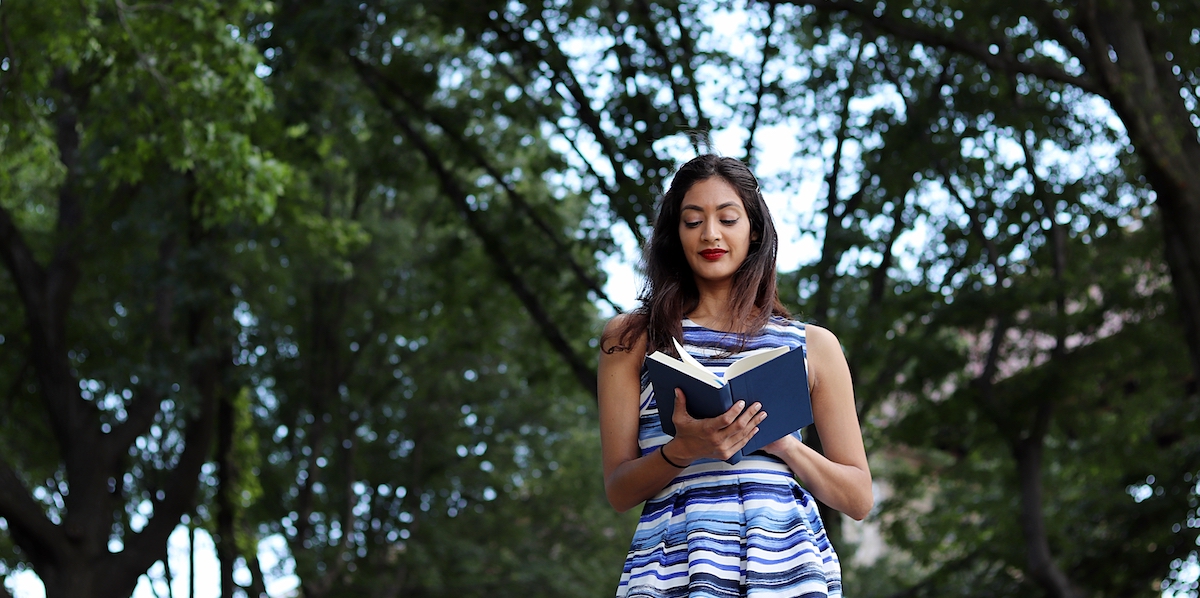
[699,249,727,261]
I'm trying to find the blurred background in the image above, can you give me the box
[1,0,1198,596]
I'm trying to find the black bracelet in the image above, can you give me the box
[659,445,687,469]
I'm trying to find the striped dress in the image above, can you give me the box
[616,317,841,598]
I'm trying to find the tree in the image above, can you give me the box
[223,1,636,595]
[7,2,1198,597]
[0,1,286,596]
[774,0,1200,410]
[755,2,1200,596]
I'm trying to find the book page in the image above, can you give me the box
[646,351,723,388]
[672,337,709,372]
[724,345,791,380]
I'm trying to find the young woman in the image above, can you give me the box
[598,154,872,597]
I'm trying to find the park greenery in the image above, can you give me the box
[1,0,1198,597]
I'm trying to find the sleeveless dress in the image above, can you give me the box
[616,317,842,598]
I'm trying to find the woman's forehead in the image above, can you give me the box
[680,178,745,211]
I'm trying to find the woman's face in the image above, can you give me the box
[678,177,754,287]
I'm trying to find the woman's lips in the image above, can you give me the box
[699,249,727,261]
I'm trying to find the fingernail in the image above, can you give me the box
[735,401,745,408]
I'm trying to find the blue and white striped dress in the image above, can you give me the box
[617,317,842,598]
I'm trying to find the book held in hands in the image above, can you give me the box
[646,338,813,465]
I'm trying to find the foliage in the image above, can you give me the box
[2,1,1199,597]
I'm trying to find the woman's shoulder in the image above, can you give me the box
[602,312,643,340]
[604,311,639,330]
[793,321,841,355]
[600,312,648,355]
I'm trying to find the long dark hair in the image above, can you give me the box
[602,154,790,356]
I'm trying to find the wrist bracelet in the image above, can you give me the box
[659,445,687,469]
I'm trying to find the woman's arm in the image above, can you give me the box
[598,315,766,513]
[763,324,874,520]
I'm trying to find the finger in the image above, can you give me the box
[740,426,761,449]
[730,412,767,448]
[714,400,747,428]
[671,388,695,426]
[718,424,760,458]
[719,401,761,431]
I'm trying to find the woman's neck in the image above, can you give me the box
[687,278,742,332]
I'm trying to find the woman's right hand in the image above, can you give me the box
[664,389,767,464]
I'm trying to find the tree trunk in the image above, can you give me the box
[1014,435,1085,598]
[1081,0,1200,386]
[189,523,197,598]
[0,97,222,598]
[216,390,238,598]
[244,536,268,598]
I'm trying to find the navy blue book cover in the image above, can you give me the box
[647,346,812,465]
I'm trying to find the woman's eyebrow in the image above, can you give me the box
[681,202,743,212]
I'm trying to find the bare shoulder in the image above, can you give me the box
[802,323,843,354]
[600,313,647,360]
[602,312,638,335]
[800,323,849,389]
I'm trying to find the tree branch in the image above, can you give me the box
[0,456,67,568]
[0,204,47,321]
[743,2,778,166]
[1014,426,1082,598]
[494,60,629,222]
[108,229,227,593]
[666,2,714,136]
[1020,132,1068,355]
[310,426,357,595]
[522,9,650,244]
[352,58,622,314]
[629,0,684,115]
[108,388,165,460]
[355,61,598,398]
[778,0,1103,95]
[1033,1,1095,74]
[812,38,864,322]
[109,383,218,594]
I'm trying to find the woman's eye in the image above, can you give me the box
[720,219,739,226]
[683,221,701,228]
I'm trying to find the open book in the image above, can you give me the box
[646,338,813,465]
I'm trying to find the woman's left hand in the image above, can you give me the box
[761,433,802,458]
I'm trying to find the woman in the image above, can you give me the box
[598,154,872,598]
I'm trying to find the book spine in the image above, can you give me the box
[725,384,746,465]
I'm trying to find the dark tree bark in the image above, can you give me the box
[1077,0,1200,386]
[216,390,239,598]
[0,68,228,593]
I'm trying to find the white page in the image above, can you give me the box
[672,337,709,372]
[724,345,790,380]
[646,350,723,388]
